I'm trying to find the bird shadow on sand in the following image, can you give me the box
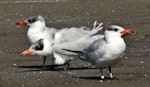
[73,76,119,81]
[15,65,97,72]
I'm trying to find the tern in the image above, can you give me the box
[63,25,134,78]
[17,15,57,66]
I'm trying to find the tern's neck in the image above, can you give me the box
[104,31,121,40]
[104,34,126,55]
[30,22,46,31]
[104,32,126,51]
[104,31,124,44]
[105,36,123,43]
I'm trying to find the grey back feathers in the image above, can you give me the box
[81,38,106,64]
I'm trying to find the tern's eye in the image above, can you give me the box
[28,18,37,23]
[28,19,32,23]
[114,28,118,32]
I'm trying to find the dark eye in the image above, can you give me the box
[28,18,37,23]
[32,19,37,22]
[114,28,118,31]
[28,19,32,23]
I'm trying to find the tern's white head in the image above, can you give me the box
[104,25,134,37]
[16,15,45,27]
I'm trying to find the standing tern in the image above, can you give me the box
[63,25,134,78]
[17,15,57,66]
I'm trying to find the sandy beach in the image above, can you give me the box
[0,0,150,87]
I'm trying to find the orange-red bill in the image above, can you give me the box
[121,29,134,35]
[16,20,27,26]
[20,49,33,56]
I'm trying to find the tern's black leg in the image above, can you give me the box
[64,61,70,71]
[50,56,55,70]
[108,65,113,79]
[100,67,105,79]
[43,56,46,67]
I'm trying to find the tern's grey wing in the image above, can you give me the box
[78,26,91,31]
[53,35,103,55]
[54,27,90,43]
[53,38,91,55]
[45,27,57,39]
[54,22,103,44]
[84,38,106,65]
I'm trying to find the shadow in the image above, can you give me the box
[15,65,62,71]
[73,76,119,81]
[14,65,97,72]
[16,65,57,69]
[69,67,97,71]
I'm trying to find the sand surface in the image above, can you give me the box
[0,0,150,87]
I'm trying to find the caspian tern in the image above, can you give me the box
[17,15,57,66]
[19,15,104,70]
[63,25,134,78]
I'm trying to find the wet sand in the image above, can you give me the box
[0,0,150,87]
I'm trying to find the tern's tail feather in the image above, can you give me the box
[62,49,87,61]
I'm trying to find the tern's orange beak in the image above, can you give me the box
[121,29,134,35]
[20,49,33,56]
[16,20,27,26]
